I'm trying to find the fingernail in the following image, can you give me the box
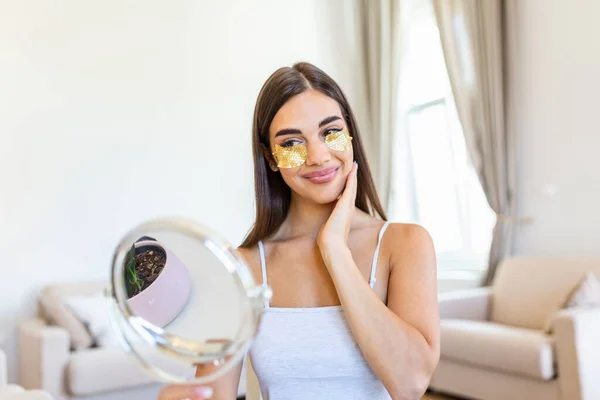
[194,387,213,398]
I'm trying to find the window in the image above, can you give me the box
[390,1,495,279]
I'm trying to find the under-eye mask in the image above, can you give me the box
[272,127,353,169]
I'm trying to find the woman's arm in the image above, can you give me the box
[317,163,440,400]
[320,224,439,400]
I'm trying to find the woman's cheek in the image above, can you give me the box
[280,169,302,191]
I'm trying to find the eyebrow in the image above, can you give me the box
[318,115,341,127]
[274,115,342,138]
[274,128,302,138]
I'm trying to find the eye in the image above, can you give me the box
[280,139,303,148]
[324,128,342,137]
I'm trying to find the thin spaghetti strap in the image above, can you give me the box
[369,221,391,288]
[257,241,270,308]
[258,240,268,286]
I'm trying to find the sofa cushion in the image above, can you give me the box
[440,319,555,381]
[66,347,156,396]
[544,271,600,332]
[564,271,600,308]
[0,387,54,400]
[0,385,25,395]
[490,257,600,330]
[64,292,120,348]
[39,281,108,350]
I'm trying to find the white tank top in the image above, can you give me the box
[249,221,392,400]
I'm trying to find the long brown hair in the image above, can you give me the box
[239,62,386,248]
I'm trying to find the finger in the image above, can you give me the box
[159,384,213,400]
[350,161,358,196]
[344,162,355,185]
[338,171,354,202]
[336,161,358,205]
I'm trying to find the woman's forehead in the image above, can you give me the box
[270,90,343,135]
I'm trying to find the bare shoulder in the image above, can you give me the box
[235,246,264,285]
[235,246,254,261]
[385,222,434,246]
[384,223,436,270]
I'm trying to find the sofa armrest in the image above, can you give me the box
[437,287,492,321]
[0,349,7,387]
[554,308,600,400]
[19,319,70,399]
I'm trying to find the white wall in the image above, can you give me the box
[507,0,600,256]
[0,0,365,384]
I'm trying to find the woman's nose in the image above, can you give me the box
[305,140,331,166]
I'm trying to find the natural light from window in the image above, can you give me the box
[391,3,496,278]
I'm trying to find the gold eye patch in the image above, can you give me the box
[324,127,353,151]
[272,128,353,169]
[272,144,308,169]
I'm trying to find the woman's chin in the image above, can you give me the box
[308,188,344,205]
[289,178,346,205]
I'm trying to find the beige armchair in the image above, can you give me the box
[430,257,600,400]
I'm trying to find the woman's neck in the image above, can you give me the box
[282,194,335,240]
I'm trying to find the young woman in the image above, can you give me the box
[160,62,440,400]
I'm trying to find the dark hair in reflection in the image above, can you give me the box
[239,62,386,248]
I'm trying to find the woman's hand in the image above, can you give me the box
[158,384,213,400]
[317,161,358,250]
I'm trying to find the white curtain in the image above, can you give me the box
[433,0,517,285]
[358,0,408,212]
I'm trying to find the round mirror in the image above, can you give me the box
[106,218,271,384]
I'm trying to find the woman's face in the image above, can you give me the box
[268,89,354,205]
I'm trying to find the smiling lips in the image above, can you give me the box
[302,166,340,184]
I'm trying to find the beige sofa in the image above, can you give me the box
[18,281,247,400]
[1,349,54,400]
[18,282,163,400]
[430,257,600,400]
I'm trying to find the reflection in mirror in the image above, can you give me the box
[107,218,271,384]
